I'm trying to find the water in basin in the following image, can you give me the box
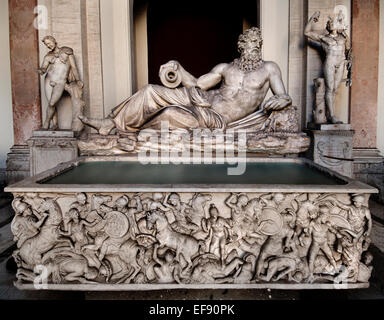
[41,161,347,185]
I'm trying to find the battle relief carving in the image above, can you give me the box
[10,192,372,286]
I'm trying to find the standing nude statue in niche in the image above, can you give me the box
[38,35,84,131]
[305,10,353,124]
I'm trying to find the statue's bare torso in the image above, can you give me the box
[320,35,347,66]
[200,61,287,123]
[44,52,72,84]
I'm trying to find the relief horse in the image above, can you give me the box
[147,210,202,271]
[187,193,212,227]
[15,199,72,281]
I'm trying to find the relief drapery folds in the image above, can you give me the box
[11,191,372,285]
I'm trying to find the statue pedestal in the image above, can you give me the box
[353,148,384,203]
[5,145,30,184]
[27,130,78,176]
[307,123,352,131]
[77,131,311,157]
[305,126,354,178]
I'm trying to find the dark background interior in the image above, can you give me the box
[145,0,259,85]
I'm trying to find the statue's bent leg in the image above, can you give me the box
[142,107,200,130]
[334,61,346,90]
[79,84,196,134]
[308,242,320,275]
[321,243,337,269]
[324,63,342,124]
[43,84,65,129]
[324,65,335,121]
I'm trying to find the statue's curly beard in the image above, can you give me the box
[235,51,263,72]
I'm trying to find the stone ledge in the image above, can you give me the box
[15,282,369,291]
[307,123,352,131]
[32,130,75,138]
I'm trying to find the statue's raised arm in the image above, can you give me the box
[159,60,225,91]
[304,11,322,44]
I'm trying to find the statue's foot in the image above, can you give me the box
[99,119,116,136]
[78,114,89,124]
[78,114,115,135]
[329,116,343,124]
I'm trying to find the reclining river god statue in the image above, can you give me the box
[78,27,309,155]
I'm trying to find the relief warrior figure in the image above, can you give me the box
[201,204,232,265]
[79,27,292,134]
[13,198,75,282]
[331,195,372,242]
[186,193,212,227]
[307,210,341,281]
[11,198,48,248]
[163,193,199,234]
[305,11,353,124]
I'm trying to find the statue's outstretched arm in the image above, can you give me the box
[196,63,226,91]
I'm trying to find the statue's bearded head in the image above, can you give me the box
[326,11,348,34]
[236,27,263,72]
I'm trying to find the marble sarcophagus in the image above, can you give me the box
[5,156,377,290]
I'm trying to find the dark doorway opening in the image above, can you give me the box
[146,0,259,85]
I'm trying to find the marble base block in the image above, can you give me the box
[353,148,384,204]
[27,130,78,176]
[306,129,354,178]
[307,123,352,131]
[5,145,30,184]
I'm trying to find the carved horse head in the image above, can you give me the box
[38,198,63,226]
[146,210,168,231]
[191,193,212,207]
